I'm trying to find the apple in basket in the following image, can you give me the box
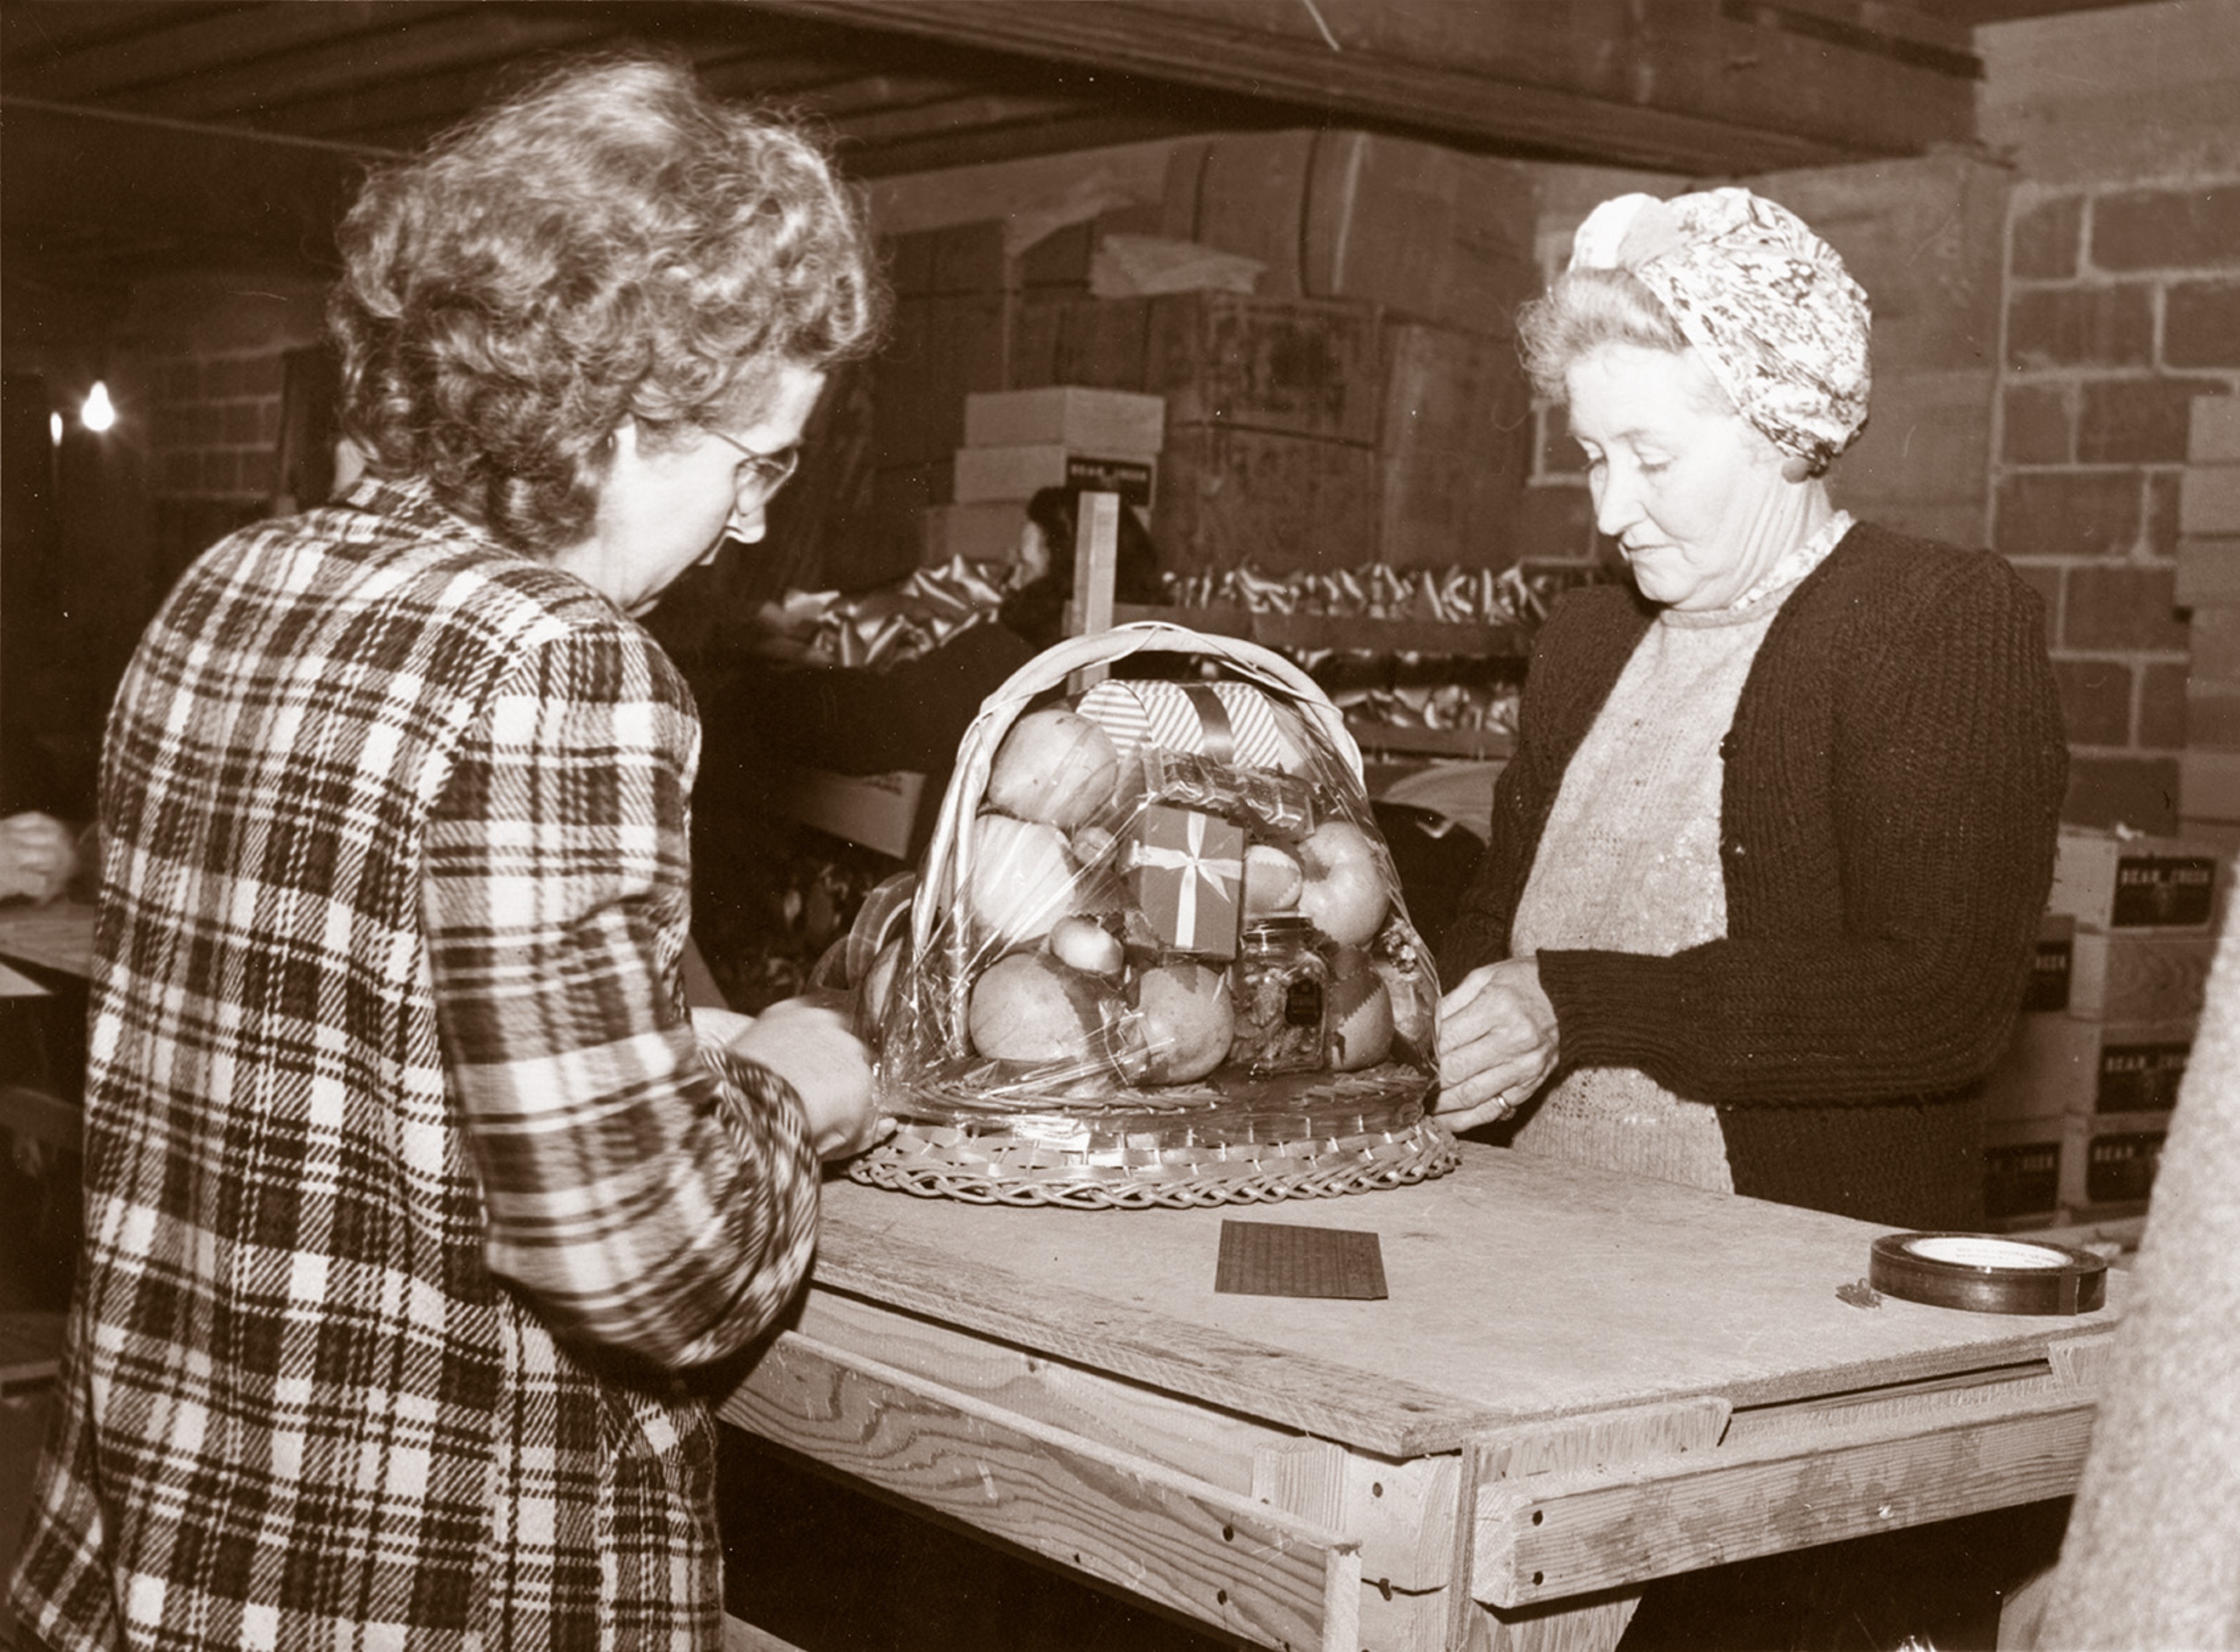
[1048,914,1125,978]
[1296,819,1389,948]
[986,708,1121,830]
[968,953,1121,1065]
[1241,843,1304,916]
[1130,959,1233,1084]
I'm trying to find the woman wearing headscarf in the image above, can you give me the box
[10,55,884,1650]
[1433,188,2067,1229]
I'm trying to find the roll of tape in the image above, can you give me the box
[1868,1231,2108,1316]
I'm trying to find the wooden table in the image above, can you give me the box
[720,1144,2119,1652]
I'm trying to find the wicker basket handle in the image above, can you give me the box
[915,620,1361,963]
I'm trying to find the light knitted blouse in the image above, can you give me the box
[1505,512,1852,1191]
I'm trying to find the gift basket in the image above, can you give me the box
[846,621,1459,1209]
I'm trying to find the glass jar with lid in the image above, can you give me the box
[1230,915,1329,1076]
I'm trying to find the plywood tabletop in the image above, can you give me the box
[812,1143,2123,1457]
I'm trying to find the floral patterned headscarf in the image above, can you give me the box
[1569,187,1871,475]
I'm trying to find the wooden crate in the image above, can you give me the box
[1377,318,1530,569]
[872,292,1008,467]
[1151,426,1378,575]
[1161,128,1540,336]
[1147,292,1384,446]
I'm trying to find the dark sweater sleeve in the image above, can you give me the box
[1538,551,2067,1105]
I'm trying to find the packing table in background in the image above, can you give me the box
[0,901,95,983]
[721,1143,2118,1652]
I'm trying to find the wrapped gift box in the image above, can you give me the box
[1125,804,1244,960]
[1077,678,1306,773]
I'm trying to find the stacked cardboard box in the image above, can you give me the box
[953,384,1164,509]
[1982,827,2225,1226]
[937,386,1165,578]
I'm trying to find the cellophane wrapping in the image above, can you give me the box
[859,665,1441,1149]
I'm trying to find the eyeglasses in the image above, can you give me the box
[701,426,801,503]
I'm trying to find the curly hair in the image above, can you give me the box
[1515,265,1690,406]
[331,52,886,556]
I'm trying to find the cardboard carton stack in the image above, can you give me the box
[870,128,1539,580]
[1982,827,2225,1227]
[943,385,1166,566]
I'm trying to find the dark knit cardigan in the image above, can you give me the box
[1439,523,2068,1228]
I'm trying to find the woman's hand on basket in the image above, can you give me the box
[1433,958,1559,1133]
[723,996,887,1161]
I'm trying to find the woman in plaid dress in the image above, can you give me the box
[10,53,885,1650]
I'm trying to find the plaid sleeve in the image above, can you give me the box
[424,619,821,1370]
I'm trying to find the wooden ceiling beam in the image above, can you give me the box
[2,100,362,278]
[735,0,1979,172]
[838,107,1213,180]
[89,6,614,125]
[2,2,467,104]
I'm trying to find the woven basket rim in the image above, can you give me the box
[850,1114,1461,1209]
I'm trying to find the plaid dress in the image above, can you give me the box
[9,478,822,1650]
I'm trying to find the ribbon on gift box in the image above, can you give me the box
[1077,679,1303,772]
[1125,804,1244,960]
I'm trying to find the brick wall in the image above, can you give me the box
[140,348,286,591]
[1993,178,2240,832]
[2179,394,2240,848]
[100,275,330,597]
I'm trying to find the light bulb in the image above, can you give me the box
[82,382,116,433]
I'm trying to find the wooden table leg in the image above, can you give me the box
[1466,1590,1642,1652]
[1995,1559,2059,1651]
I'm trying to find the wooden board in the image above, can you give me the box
[720,1329,1361,1652]
[0,901,94,979]
[815,1143,2123,1459]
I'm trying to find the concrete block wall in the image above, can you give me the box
[2180,394,2240,848]
[1990,178,2240,834]
[1978,0,2240,836]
